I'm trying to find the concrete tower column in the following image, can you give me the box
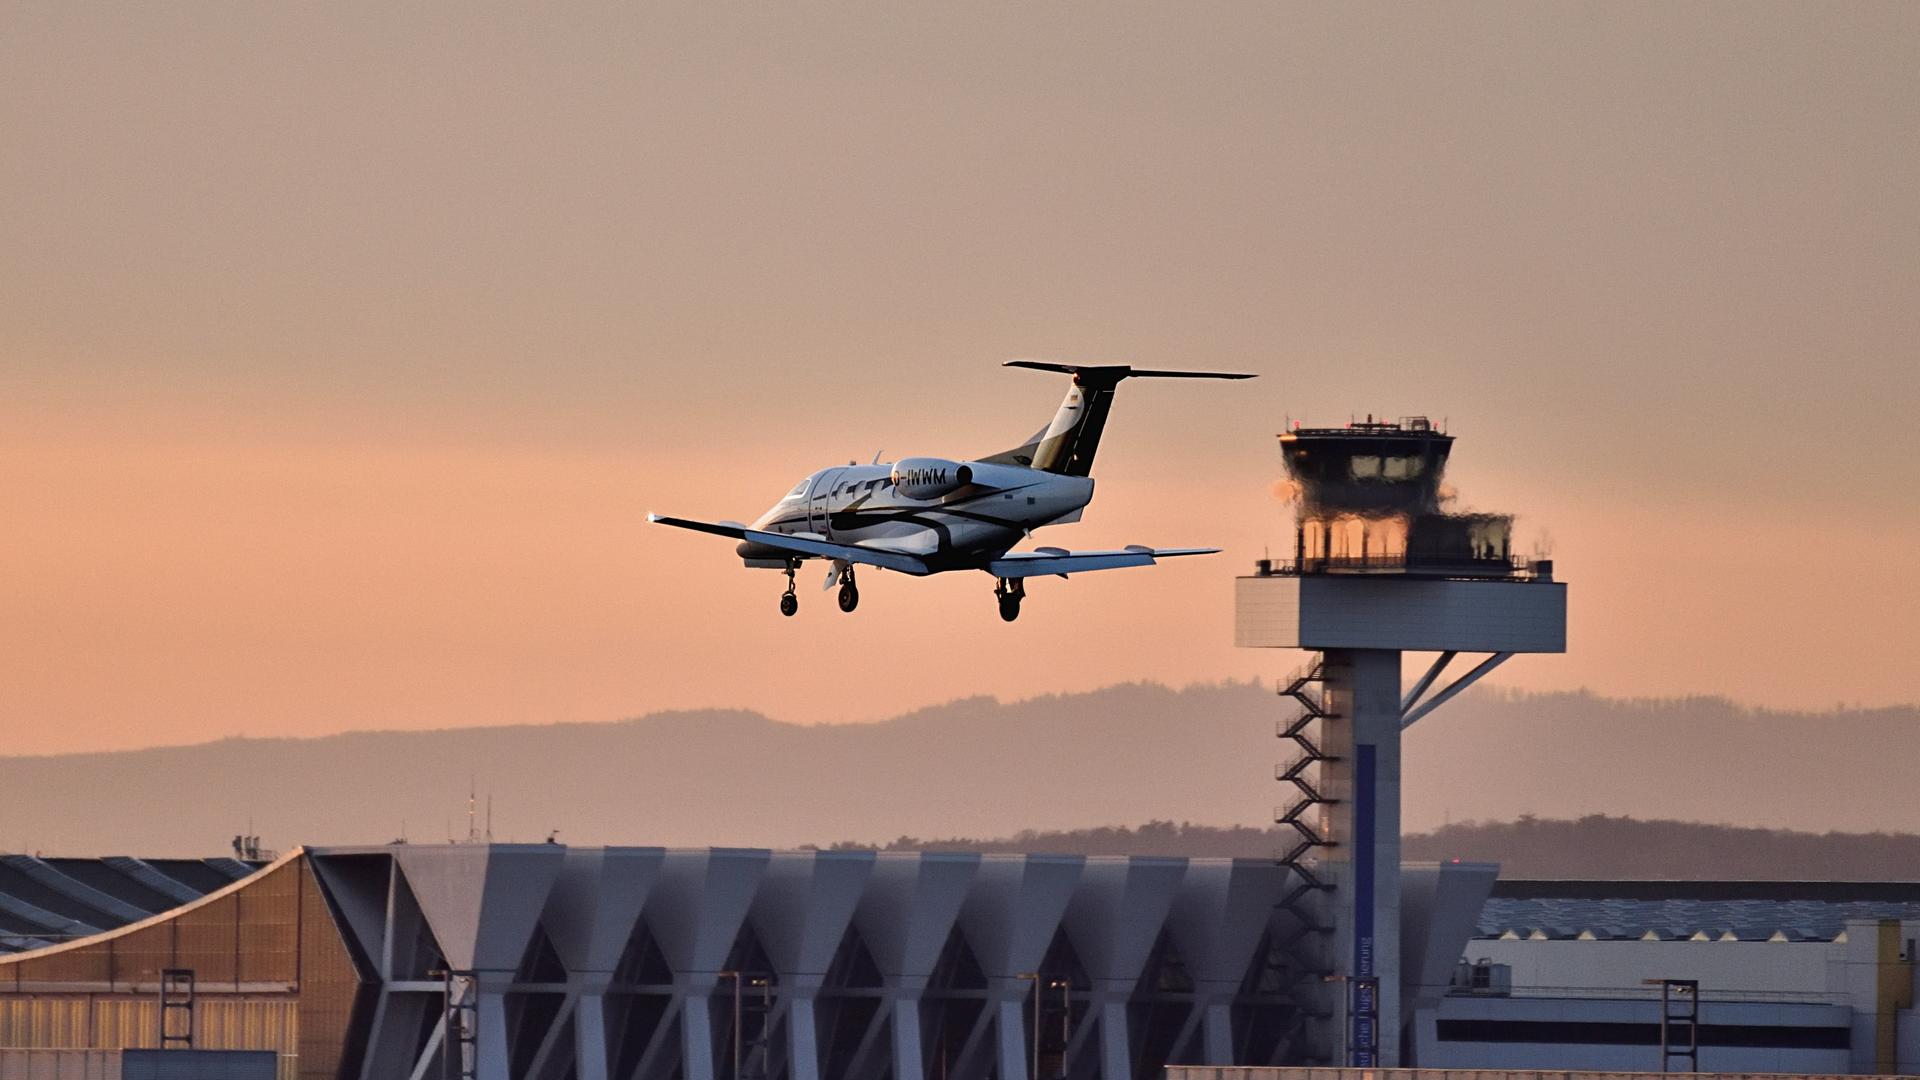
[572,985,613,1080]
[680,974,721,1080]
[989,992,1029,1080]
[784,987,824,1080]
[473,972,516,1080]
[889,976,931,1080]
[1317,648,1403,1066]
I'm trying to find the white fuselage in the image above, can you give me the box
[744,460,1094,571]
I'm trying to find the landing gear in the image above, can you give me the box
[994,577,1024,622]
[779,562,799,617]
[837,565,860,613]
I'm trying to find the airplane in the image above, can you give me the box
[648,361,1254,621]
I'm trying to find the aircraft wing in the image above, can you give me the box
[985,545,1220,578]
[647,514,933,575]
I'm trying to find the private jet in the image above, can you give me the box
[649,361,1253,620]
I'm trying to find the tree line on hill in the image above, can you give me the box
[827,814,1920,880]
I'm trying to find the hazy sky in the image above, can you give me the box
[4,3,1916,755]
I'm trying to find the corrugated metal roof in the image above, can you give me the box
[1477,894,1920,941]
[0,854,262,953]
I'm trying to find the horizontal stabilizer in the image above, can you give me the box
[985,545,1220,579]
[648,514,933,575]
[989,361,1254,475]
[1003,360,1255,381]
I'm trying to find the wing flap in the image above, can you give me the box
[648,514,932,575]
[986,546,1220,578]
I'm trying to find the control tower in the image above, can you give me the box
[1235,418,1567,1067]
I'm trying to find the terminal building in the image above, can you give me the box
[0,846,1492,1080]
[1,850,1919,1079]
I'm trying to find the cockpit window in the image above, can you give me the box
[787,478,810,498]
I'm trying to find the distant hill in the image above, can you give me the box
[2,682,1917,858]
[832,816,1920,880]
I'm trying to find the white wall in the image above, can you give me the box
[1413,994,1853,1074]
[1465,938,1841,996]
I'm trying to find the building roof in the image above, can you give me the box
[0,853,258,953]
[1480,880,1920,942]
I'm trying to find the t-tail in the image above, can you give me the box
[981,360,1255,476]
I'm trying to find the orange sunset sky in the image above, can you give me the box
[4,3,1917,756]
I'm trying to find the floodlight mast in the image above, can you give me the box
[1237,417,1568,1066]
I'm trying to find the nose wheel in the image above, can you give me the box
[779,562,799,617]
[994,577,1024,622]
[837,566,860,613]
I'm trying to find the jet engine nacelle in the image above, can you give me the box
[891,457,974,500]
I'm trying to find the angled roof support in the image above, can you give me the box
[1166,860,1287,1065]
[1400,651,1457,716]
[750,850,876,1080]
[1062,857,1188,1080]
[851,852,980,1080]
[1401,652,1512,730]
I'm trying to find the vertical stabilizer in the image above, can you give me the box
[982,361,1255,476]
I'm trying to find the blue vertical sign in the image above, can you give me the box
[1350,744,1379,1067]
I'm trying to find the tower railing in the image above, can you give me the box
[1256,554,1538,578]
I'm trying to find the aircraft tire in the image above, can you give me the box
[838,584,859,613]
[780,593,799,617]
[998,595,1021,622]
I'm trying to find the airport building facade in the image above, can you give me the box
[3,847,1920,1078]
[0,846,1496,1080]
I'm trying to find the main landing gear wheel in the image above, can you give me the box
[994,577,1024,622]
[779,562,799,617]
[837,566,860,613]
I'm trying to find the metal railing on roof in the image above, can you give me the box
[1253,554,1542,579]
